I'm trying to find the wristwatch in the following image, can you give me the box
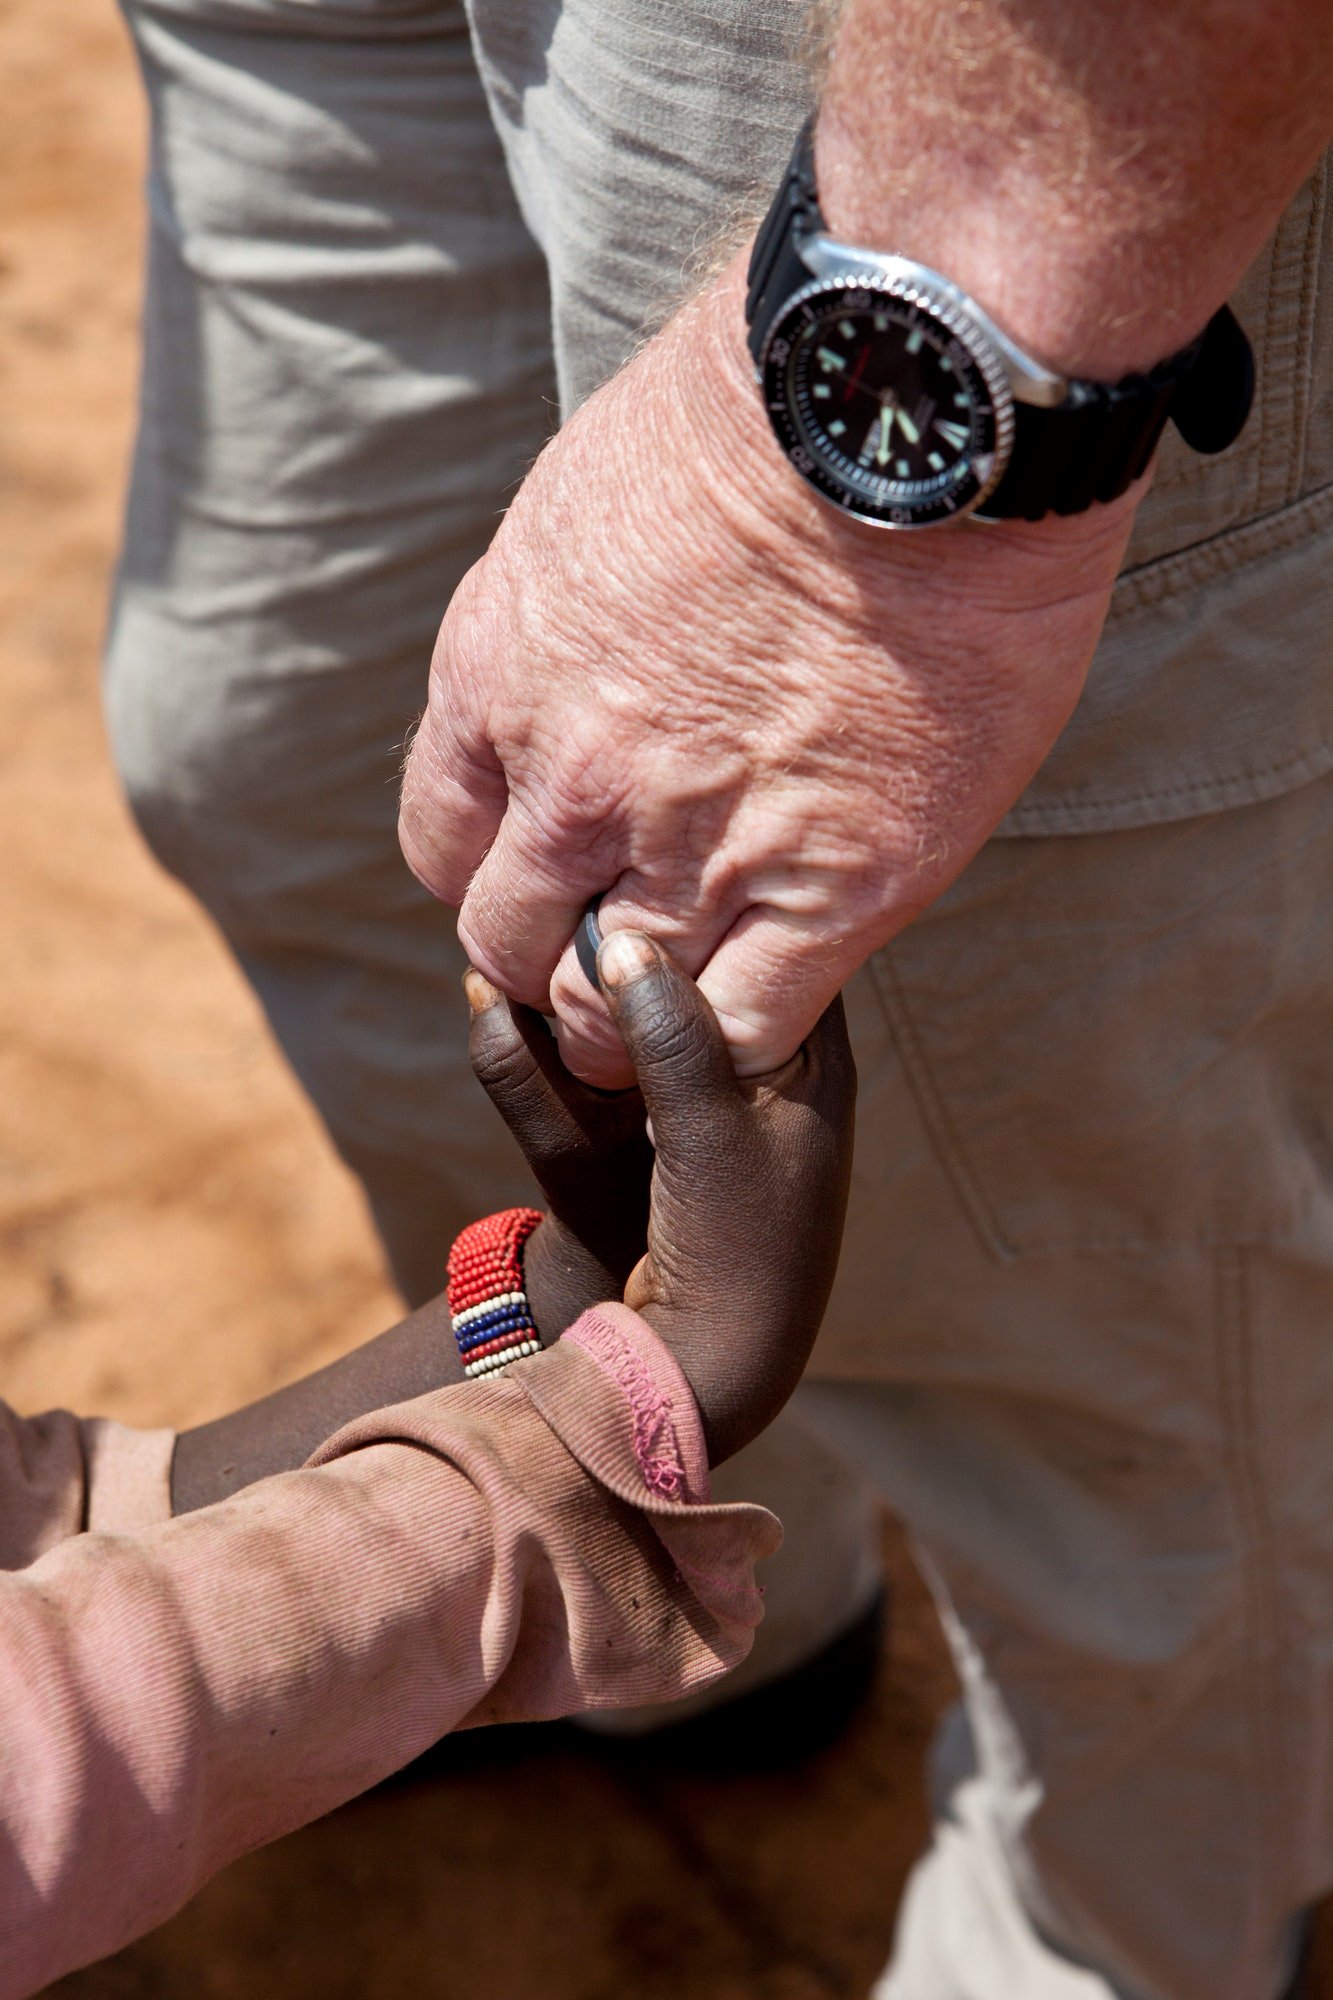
[745,120,1255,529]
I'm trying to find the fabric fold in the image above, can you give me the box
[0,1307,777,2000]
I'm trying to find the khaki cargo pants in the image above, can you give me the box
[108,2,1333,1994]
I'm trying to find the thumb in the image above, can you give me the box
[597,932,745,1161]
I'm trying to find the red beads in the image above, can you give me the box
[447,1208,544,1379]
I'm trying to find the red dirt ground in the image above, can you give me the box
[1,5,1326,1996]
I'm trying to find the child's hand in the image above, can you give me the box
[463,968,655,1338]
[466,933,856,1464]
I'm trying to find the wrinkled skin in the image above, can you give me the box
[401,262,1138,1088]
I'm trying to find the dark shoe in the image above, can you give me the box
[1280,1915,1315,2000]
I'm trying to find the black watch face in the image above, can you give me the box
[761,285,1010,527]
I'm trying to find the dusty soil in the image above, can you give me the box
[1,4,1327,1996]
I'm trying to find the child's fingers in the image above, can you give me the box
[465,964,649,1177]
[465,970,553,1120]
[597,933,748,1156]
[464,971,609,1170]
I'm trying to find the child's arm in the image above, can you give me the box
[0,1324,777,2000]
[0,942,853,2000]
[169,930,853,1507]
[167,971,659,1511]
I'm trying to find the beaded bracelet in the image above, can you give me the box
[446,1207,545,1379]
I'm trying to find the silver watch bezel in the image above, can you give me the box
[759,242,1069,529]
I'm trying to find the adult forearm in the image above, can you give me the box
[817,0,1333,375]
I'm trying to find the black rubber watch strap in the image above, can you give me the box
[980,307,1255,519]
[746,118,820,366]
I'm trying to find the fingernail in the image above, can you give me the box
[597,931,659,989]
[463,968,503,1015]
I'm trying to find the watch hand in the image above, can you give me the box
[839,372,890,411]
[875,405,893,466]
[893,402,921,446]
[843,344,872,404]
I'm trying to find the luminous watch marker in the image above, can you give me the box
[874,313,888,331]
[927,451,945,471]
[828,418,847,437]
[817,347,846,372]
[839,319,857,339]
[813,383,831,399]
[954,393,970,408]
[939,357,953,373]
[905,329,923,355]
[935,419,969,449]
[858,406,891,465]
[896,458,910,478]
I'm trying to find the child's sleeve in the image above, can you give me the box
[0,1304,779,2000]
[0,1406,175,1571]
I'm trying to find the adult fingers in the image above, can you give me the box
[398,678,507,912]
[548,878,735,1087]
[456,795,613,1012]
[597,932,747,1169]
[693,905,875,1078]
[562,894,873,1085]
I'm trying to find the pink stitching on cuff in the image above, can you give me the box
[567,1313,690,1500]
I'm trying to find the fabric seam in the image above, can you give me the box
[871,954,1018,1265]
[1291,157,1327,504]
[1213,1244,1290,1962]
[1107,476,1333,622]
[1002,738,1333,837]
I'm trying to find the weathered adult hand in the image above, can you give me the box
[400,254,1138,1087]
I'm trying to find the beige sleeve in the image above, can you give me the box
[0,1405,171,1571]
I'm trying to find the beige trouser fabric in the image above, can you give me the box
[106,2,1333,1995]
[802,776,1333,1999]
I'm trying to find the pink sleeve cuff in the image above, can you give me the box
[560,1301,711,1503]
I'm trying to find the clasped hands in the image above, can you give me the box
[398,257,1138,1092]
[465,933,854,1465]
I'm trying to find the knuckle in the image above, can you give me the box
[629,993,715,1078]
[467,1024,536,1101]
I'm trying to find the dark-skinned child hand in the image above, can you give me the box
[466,929,856,1465]
[172,930,853,1509]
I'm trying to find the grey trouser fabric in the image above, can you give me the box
[107,2,1333,1995]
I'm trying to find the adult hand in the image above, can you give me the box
[400,255,1137,1087]
[399,0,1331,1089]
